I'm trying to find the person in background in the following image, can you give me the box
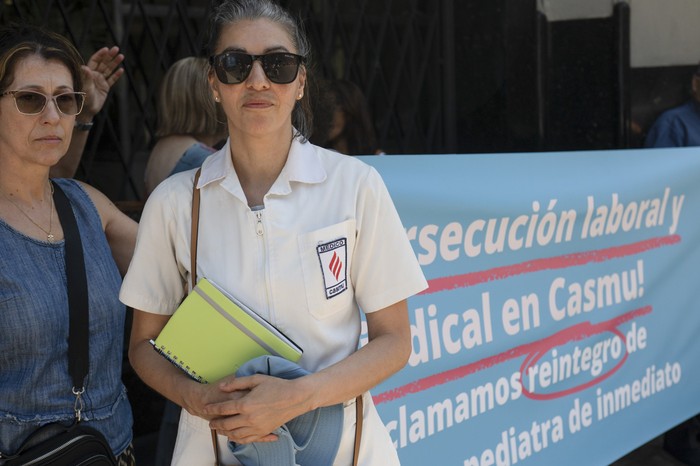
[0,23,136,463]
[52,45,125,178]
[311,77,384,155]
[121,0,427,464]
[144,56,227,195]
[645,62,700,148]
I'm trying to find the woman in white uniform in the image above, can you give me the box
[120,0,427,464]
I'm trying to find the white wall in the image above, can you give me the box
[630,0,700,68]
[539,0,700,68]
[538,0,614,21]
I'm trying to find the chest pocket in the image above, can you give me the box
[298,219,356,319]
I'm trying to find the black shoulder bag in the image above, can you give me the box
[0,182,117,466]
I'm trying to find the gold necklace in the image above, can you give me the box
[2,181,55,242]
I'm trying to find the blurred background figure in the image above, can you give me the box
[311,78,384,155]
[645,62,700,148]
[144,56,227,195]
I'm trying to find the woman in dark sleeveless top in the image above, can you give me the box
[0,24,137,463]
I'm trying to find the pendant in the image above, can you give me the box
[47,234,54,241]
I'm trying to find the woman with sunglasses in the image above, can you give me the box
[0,24,136,464]
[122,0,427,464]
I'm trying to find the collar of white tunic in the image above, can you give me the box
[196,136,327,195]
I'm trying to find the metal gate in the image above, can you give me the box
[0,0,452,204]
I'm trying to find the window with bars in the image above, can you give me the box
[0,0,451,205]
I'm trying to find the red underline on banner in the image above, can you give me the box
[419,235,681,295]
[374,305,652,405]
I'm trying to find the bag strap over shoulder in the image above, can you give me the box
[353,394,364,466]
[52,181,89,421]
[191,168,202,290]
[190,169,222,465]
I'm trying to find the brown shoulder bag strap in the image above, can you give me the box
[190,169,221,465]
[353,394,364,466]
[190,168,201,290]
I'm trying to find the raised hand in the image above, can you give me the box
[80,46,125,120]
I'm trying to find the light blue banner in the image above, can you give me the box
[361,147,700,465]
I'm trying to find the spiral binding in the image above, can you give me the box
[149,339,205,384]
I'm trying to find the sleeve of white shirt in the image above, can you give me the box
[119,173,192,314]
[351,166,428,313]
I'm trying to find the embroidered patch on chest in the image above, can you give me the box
[317,238,348,299]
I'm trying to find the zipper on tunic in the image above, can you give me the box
[254,209,274,323]
[255,211,264,236]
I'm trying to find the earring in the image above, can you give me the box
[214,95,220,102]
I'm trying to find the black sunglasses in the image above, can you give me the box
[210,51,305,85]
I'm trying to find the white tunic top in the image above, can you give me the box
[120,137,427,465]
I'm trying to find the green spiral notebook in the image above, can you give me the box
[150,278,303,384]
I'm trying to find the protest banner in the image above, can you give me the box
[362,147,700,465]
